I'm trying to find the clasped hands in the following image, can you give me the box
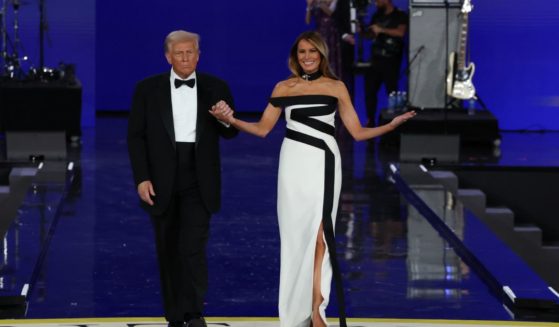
[209,100,235,125]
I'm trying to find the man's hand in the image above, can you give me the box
[371,24,383,36]
[210,100,235,124]
[138,180,155,206]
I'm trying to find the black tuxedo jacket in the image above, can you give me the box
[127,72,238,216]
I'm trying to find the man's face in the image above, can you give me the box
[375,0,389,9]
[165,41,199,79]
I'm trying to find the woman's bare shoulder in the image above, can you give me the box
[318,78,347,97]
[272,77,298,96]
[327,78,346,89]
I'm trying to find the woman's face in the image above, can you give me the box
[297,39,321,74]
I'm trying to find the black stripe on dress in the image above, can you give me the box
[290,113,336,137]
[285,128,347,327]
[294,105,336,116]
[269,95,337,108]
[290,104,336,136]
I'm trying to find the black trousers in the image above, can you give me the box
[151,142,210,323]
[364,56,402,126]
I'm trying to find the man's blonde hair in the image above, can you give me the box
[164,30,200,53]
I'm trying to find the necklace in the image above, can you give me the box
[301,70,322,81]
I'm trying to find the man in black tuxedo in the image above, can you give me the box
[127,30,238,327]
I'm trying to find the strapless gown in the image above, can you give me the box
[269,95,346,327]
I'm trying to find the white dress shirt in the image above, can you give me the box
[170,69,197,142]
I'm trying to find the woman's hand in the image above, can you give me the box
[390,110,417,129]
[210,100,235,124]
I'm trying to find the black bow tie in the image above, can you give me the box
[174,78,195,88]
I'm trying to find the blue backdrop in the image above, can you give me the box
[95,1,309,115]
[5,0,559,130]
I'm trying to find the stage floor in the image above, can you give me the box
[1,317,558,327]
[2,117,559,324]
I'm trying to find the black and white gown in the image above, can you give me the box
[269,95,346,327]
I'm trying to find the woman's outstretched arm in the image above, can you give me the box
[336,81,416,141]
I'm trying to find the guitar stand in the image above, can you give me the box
[443,95,485,111]
[444,92,488,112]
[472,93,488,111]
[444,97,461,109]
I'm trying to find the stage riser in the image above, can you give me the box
[394,164,559,313]
[6,132,67,161]
[452,168,559,243]
[379,109,500,146]
[0,83,82,139]
[400,134,460,163]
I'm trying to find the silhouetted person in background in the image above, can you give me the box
[364,0,408,126]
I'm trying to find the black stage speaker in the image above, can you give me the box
[408,3,461,109]
[400,134,460,163]
[6,131,67,161]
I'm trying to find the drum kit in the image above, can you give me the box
[0,0,71,83]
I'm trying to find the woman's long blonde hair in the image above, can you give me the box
[288,31,338,80]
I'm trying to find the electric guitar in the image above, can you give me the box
[446,0,475,100]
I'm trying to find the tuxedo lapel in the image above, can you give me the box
[196,74,210,147]
[158,74,176,149]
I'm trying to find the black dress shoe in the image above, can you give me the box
[167,322,184,327]
[185,317,207,327]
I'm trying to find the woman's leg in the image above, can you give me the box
[311,222,327,327]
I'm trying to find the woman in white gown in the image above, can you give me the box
[210,31,415,327]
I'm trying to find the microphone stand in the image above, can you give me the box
[11,0,24,79]
[400,46,423,80]
[443,0,450,135]
[39,0,45,69]
[401,45,424,110]
[0,0,6,67]
[464,18,487,112]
